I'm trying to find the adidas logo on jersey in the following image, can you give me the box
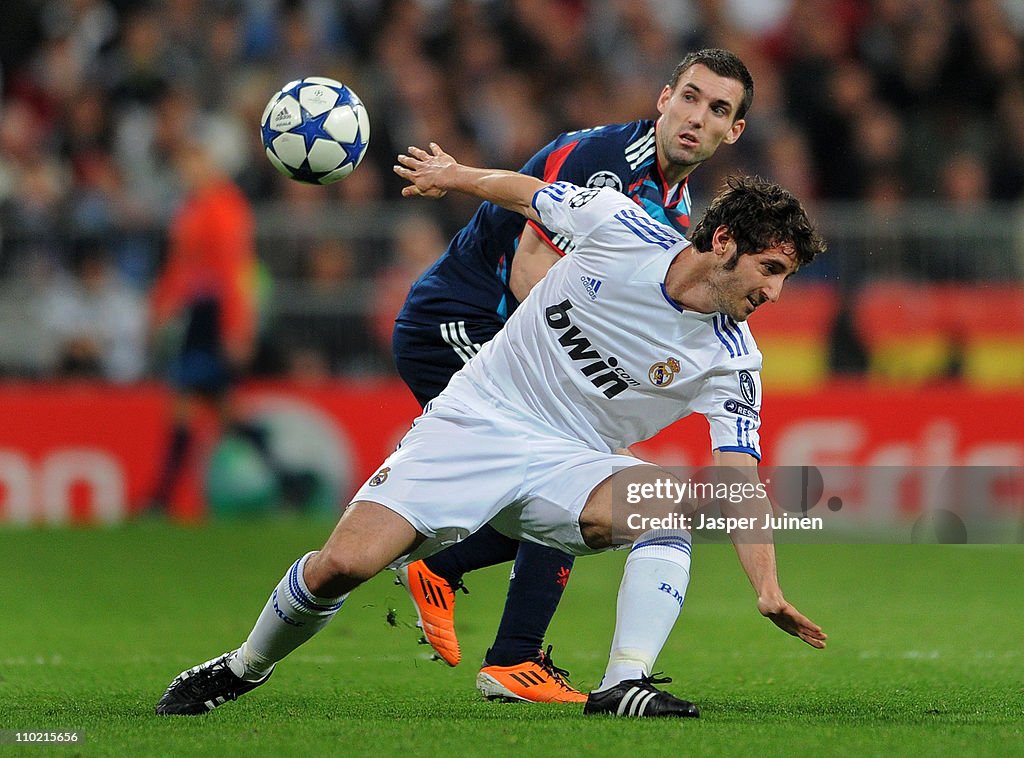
[544,299,639,398]
[580,275,603,301]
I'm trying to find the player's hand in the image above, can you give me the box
[394,143,455,199]
[758,596,827,649]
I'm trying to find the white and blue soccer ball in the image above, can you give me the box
[260,77,370,185]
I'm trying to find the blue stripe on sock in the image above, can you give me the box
[632,535,692,548]
[633,533,691,544]
[288,559,344,614]
[631,538,692,556]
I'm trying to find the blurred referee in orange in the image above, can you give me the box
[145,137,261,515]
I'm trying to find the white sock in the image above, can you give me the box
[595,529,692,692]
[228,552,347,681]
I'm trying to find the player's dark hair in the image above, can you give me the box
[668,49,755,121]
[689,175,826,269]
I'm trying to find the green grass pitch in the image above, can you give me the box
[1,521,1021,756]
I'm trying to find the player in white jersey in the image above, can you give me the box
[156,144,828,719]
[449,182,763,459]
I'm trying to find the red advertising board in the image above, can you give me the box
[0,380,1020,524]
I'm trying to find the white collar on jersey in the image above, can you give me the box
[629,239,691,285]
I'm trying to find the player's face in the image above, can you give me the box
[655,65,747,181]
[708,244,797,322]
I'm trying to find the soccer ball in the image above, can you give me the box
[260,77,370,185]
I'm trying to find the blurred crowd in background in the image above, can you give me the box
[1,0,1023,385]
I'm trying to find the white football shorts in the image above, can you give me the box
[350,394,645,559]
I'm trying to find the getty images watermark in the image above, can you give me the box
[609,465,1024,545]
[623,477,823,533]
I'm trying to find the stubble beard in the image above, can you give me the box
[706,273,747,322]
[659,132,706,176]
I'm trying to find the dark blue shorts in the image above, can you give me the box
[392,319,497,407]
[168,348,233,396]
[167,299,234,396]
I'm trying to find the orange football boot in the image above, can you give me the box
[396,560,462,666]
[476,646,588,703]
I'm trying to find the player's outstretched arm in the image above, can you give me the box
[712,450,828,650]
[394,143,547,223]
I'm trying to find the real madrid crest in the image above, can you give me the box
[649,357,681,388]
[368,466,390,486]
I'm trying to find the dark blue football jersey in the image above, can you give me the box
[396,119,691,334]
[393,119,693,404]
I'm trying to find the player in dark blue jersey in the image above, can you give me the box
[394,124,696,404]
[393,49,754,702]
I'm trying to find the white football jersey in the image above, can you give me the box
[439,182,764,459]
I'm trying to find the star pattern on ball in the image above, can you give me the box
[262,79,370,184]
[290,107,333,153]
[342,130,368,166]
[260,121,278,152]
